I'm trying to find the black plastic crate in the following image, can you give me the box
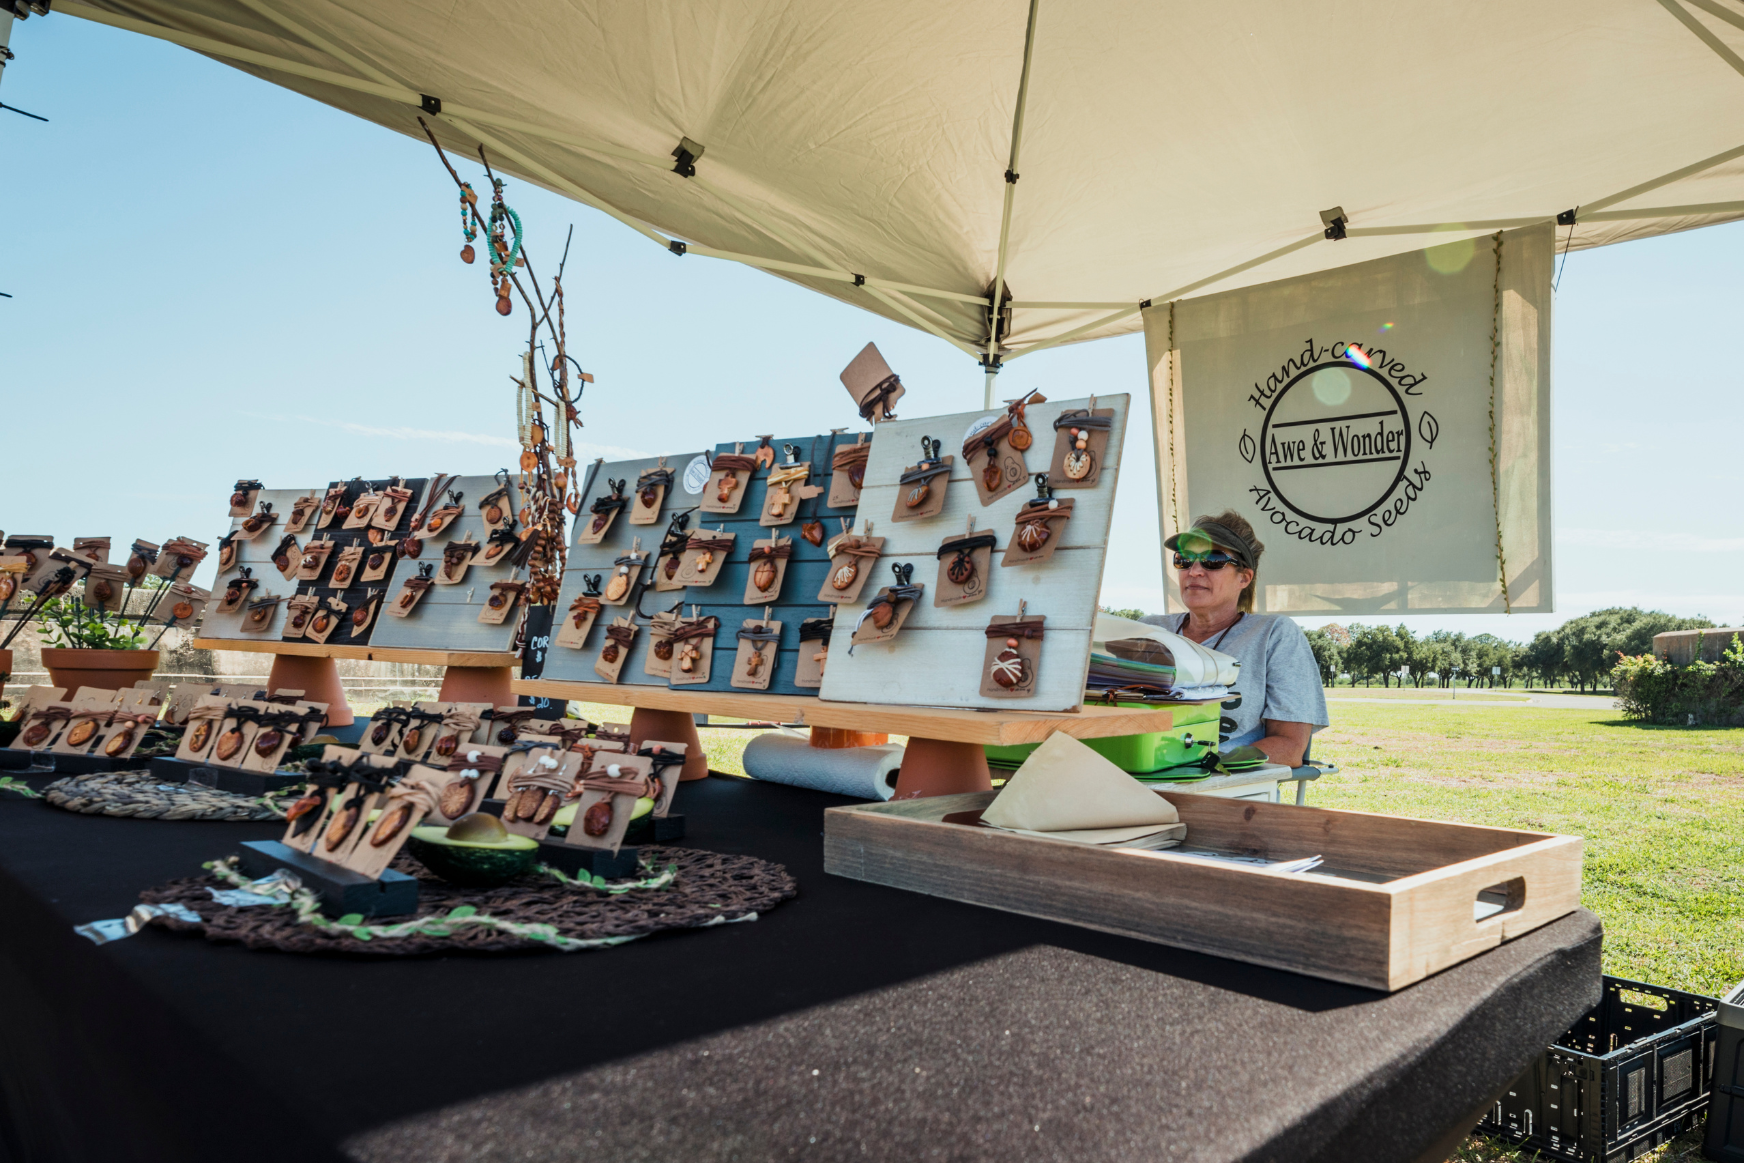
[1705,978,1744,1162]
[1479,975,1718,1162]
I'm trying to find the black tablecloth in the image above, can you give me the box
[0,775,1600,1163]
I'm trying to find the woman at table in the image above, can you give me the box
[1163,510,1327,767]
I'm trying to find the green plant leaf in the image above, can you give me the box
[448,905,478,919]
[335,913,364,926]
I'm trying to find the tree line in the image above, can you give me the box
[1301,608,1716,692]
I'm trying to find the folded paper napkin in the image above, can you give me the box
[980,732,1183,845]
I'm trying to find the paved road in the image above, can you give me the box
[1326,692,1618,710]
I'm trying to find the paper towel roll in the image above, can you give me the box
[741,732,904,801]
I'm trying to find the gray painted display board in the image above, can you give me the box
[369,474,525,654]
[542,433,867,697]
[204,478,430,645]
[816,394,1128,713]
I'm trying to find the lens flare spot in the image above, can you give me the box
[1378,322,1395,332]
[1311,367,1353,406]
[1344,344,1373,370]
[1425,225,1476,274]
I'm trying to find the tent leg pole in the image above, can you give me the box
[984,365,998,410]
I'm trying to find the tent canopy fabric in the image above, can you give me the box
[60,0,1744,360]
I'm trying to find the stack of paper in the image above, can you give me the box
[980,733,1185,849]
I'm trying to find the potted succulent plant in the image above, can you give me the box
[36,596,160,692]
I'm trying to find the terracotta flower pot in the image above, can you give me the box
[40,648,160,693]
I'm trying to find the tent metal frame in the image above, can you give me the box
[57,0,1744,374]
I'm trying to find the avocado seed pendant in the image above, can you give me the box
[847,463,866,490]
[590,512,610,535]
[601,641,620,663]
[22,722,50,747]
[324,802,360,850]
[351,606,371,627]
[187,721,212,753]
[753,559,778,593]
[770,485,792,516]
[460,243,475,264]
[904,483,929,509]
[248,605,271,627]
[663,555,681,580]
[654,638,674,660]
[484,502,504,524]
[1008,422,1033,452]
[332,562,353,584]
[91,579,114,604]
[370,721,392,746]
[214,728,246,762]
[370,802,413,846]
[310,611,330,634]
[285,792,322,824]
[982,458,1002,492]
[801,521,824,547]
[488,591,507,610]
[604,568,630,602]
[1063,447,1093,481]
[401,727,422,754]
[1016,521,1051,553]
[582,798,613,837]
[831,560,858,591]
[437,777,474,818]
[947,551,975,585]
[990,641,1028,689]
[747,648,765,677]
[66,720,98,747]
[435,733,459,758]
[104,726,136,757]
[172,600,195,620]
[678,642,700,673]
[0,577,14,602]
[640,485,659,508]
[716,474,739,504]
[253,728,284,756]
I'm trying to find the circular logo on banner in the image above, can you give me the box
[682,454,711,495]
[1258,362,1412,525]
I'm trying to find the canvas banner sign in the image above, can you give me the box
[1143,223,1553,615]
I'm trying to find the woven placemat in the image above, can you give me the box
[44,770,286,822]
[137,845,798,955]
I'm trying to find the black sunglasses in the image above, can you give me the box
[1172,550,1244,571]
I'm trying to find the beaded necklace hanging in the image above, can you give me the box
[487,177,524,316]
[458,182,478,264]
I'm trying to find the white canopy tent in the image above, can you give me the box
[39,0,1744,402]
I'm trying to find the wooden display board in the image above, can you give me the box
[368,474,525,655]
[511,679,1182,746]
[817,395,1128,713]
[542,433,865,696]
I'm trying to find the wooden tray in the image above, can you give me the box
[824,791,1582,992]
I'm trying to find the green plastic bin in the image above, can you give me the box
[984,700,1223,774]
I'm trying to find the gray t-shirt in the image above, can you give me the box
[1170,613,1329,749]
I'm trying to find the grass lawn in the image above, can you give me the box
[1312,703,1742,1162]
[562,697,1738,1161]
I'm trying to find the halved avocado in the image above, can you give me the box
[405,814,540,887]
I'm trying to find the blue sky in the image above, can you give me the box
[2,13,1739,643]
